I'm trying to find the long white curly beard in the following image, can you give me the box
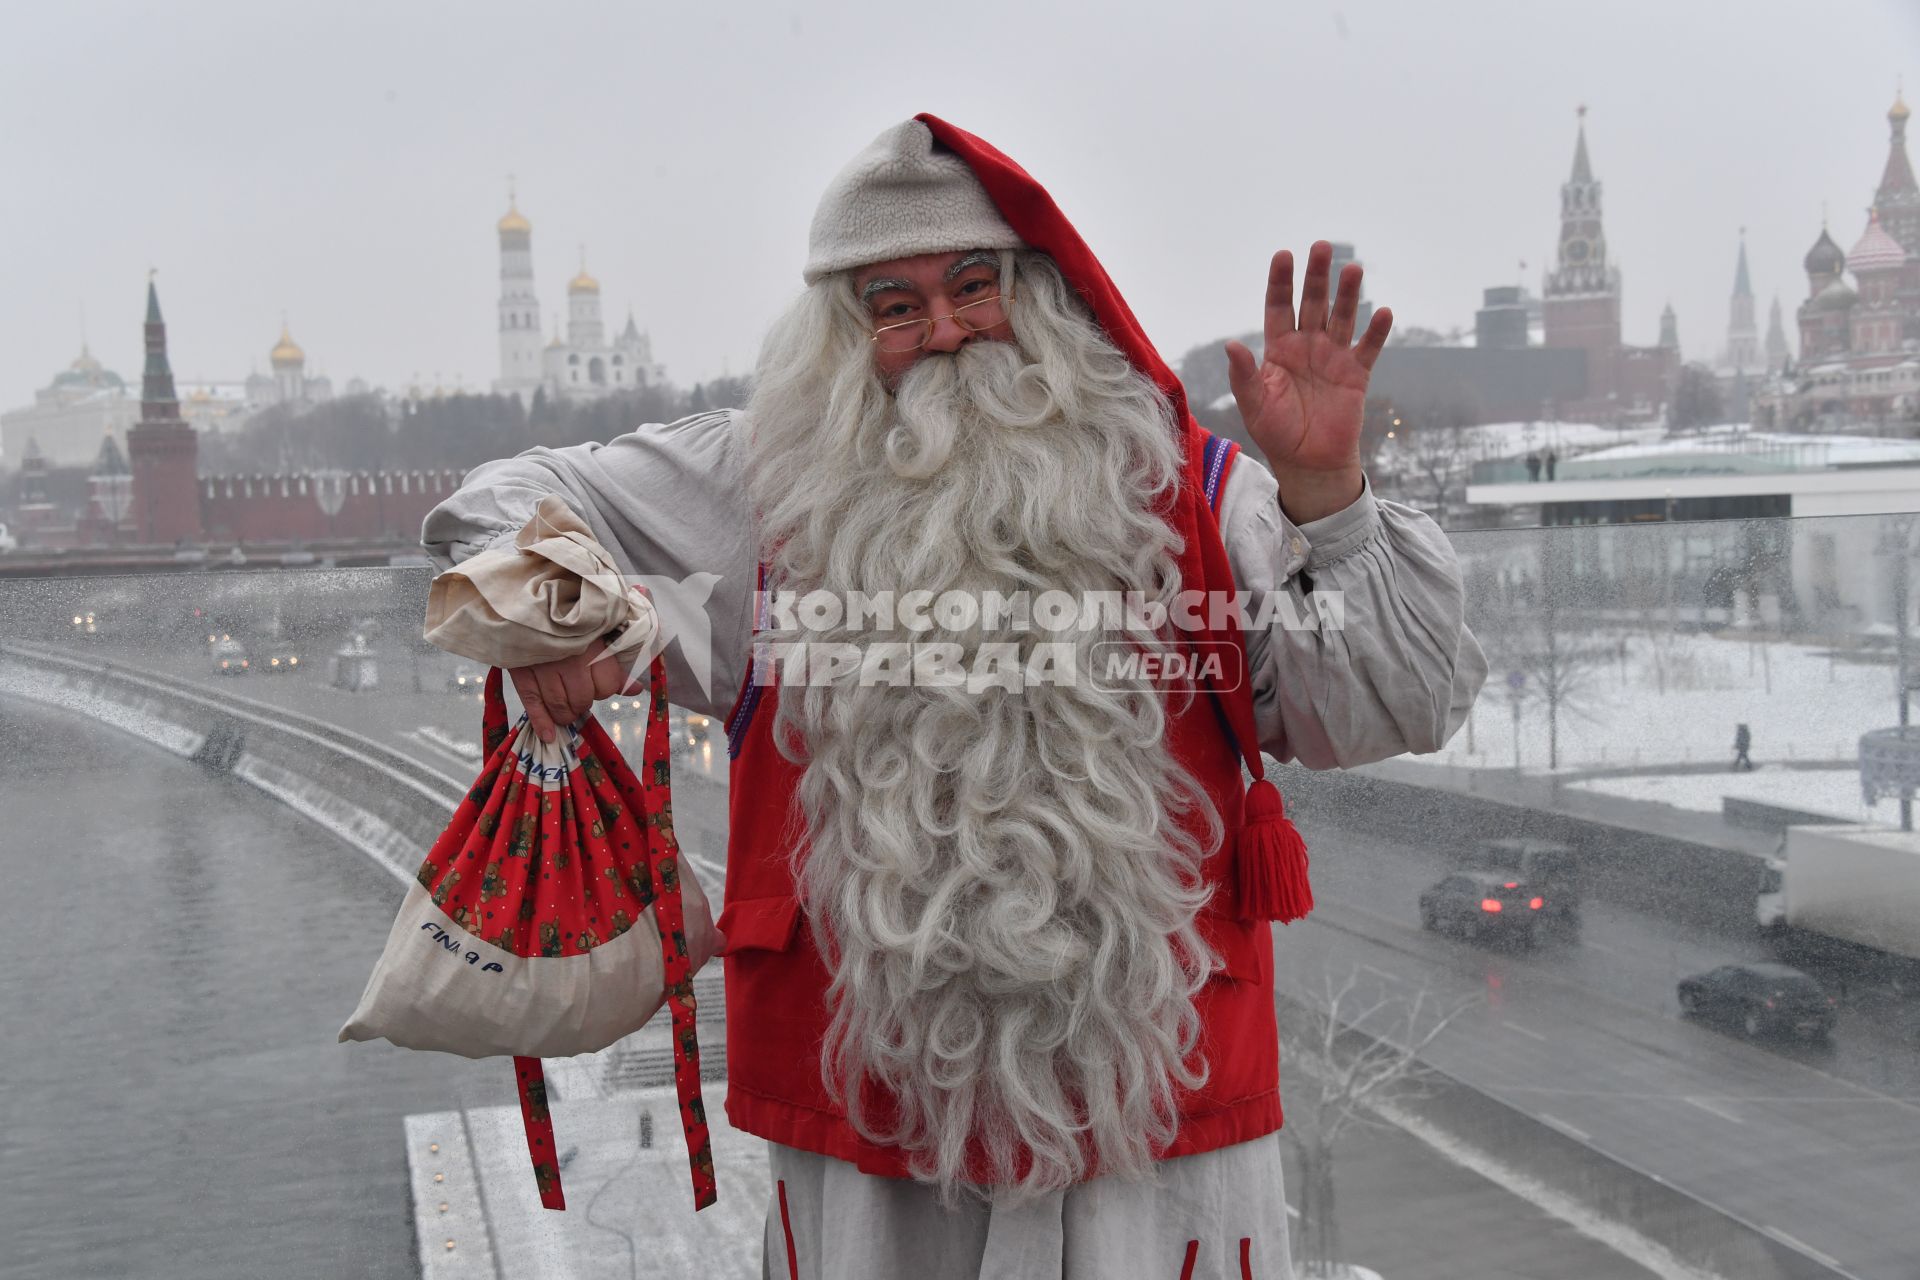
[743,265,1222,1205]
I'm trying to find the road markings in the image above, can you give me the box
[1501,1020,1548,1042]
[406,728,483,768]
[1762,1226,1843,1270]
[1537,1112,1590,1142]
[1682,1095,1744,1124]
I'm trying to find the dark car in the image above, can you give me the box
[1461,838,1581,927]
[1678,963,1835,1041]
[260,647,302,675]
[1419,872,1551,947]
[210,637,251,676]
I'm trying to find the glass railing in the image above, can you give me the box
[4,509,1917,1279]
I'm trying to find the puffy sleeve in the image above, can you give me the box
[1220,456,1488,769]
[418,408,758,718]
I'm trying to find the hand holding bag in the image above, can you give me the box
[339,661,717,1212]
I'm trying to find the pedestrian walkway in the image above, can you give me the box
[409,1083,771,1280]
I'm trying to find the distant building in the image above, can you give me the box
[1,310,344,477]
[176,381,255,434]
[1715,232,1762,422]
[243,321,333,408]
[1539,107,1678,423]
[1463,425,1920,632]
[1466,426,1920,526]
[1475,285,1530,350]
[1764,294,1791,374]
[1720,232,1761,375]
[0,342,138,471]
[1370,110,1680,427]
[1,276,455,553]
[493,189,664,401]
[1367,339,1587,424]
[1765,91,1919,427]
[124,278,203,545]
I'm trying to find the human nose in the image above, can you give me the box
[922,307,972,354]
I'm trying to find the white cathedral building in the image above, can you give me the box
[494,192,664,401]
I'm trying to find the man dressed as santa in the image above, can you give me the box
[424,116,1486,1280]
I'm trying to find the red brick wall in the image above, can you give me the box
[198,469,463,544]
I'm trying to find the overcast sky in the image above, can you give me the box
[2,0,1914,413]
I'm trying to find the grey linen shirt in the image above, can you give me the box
[420,408,1487,765]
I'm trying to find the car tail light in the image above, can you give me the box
[1529,897,1544,910]
[1481,899,1503,913]
[1503,881,1520,889]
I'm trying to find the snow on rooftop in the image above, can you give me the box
[1573,426,1920,469]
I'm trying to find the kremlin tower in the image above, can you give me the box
[124,276,203,545]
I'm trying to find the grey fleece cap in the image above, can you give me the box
[804,120,1024,285]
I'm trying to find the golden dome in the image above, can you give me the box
[568,245,599,293]
[270,322,305,368]
[1893,91,1910,123]
[498,201,532,235]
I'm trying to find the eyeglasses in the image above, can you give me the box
[868,290,1015,353]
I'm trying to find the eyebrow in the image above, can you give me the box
[859,252,1003,304]
[860,276,914,303]
[944,250,1001,281]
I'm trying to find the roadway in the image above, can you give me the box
[1282,813,1920,1279]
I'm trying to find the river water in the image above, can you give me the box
[0,694,511,1279]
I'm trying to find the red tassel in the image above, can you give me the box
[1236,778,1313,923]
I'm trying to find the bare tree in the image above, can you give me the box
[1388,401,1478,519]
[1479,559,1611,769]
[1670,362,1723,431]
[1277,969,1475,1278]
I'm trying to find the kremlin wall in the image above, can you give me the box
[0,280,451,570]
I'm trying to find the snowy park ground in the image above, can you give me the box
[1404,626,1915,825]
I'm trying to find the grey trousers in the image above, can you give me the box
[760,1135,1294,1280]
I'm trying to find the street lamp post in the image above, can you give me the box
[1863,516,1918,832]
[1507,669,1526,773]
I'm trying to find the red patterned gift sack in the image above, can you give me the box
[339,662,717,1212]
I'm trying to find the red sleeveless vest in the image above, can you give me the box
[715,430,1285,1179]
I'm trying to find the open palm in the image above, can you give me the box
[1225,242,1392,474]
